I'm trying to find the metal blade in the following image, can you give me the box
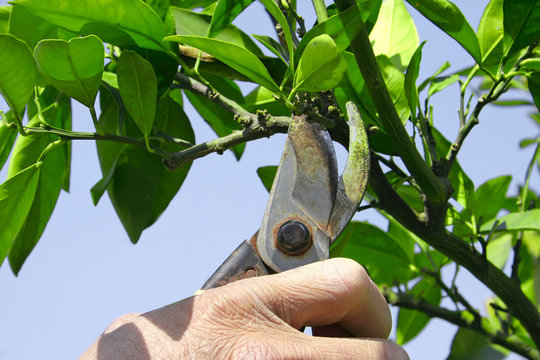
[257,115,338,272]
[327,102,370,241]
[289,115,338,229]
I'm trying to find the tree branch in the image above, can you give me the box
[383,287,540,359]
[163,116,290,170]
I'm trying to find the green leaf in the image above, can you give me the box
[521,59,540,72]
[480,209,540,234]
[427,74,459,98]
[166,35,280,93]
[0,163,41,267]
[486,233,512,269]
[0,113,17,172]
[331,222,413,285]
[404,42,425,118]
[293,34,348,93]
[90,144,128,205]
[473,175,511,224]
[8,5,59,50]
[296,1,376,62]
[183,75,245,159]
[405,0,482,64]
[13,0,167,51]
[96,90,194,243]
[0,34,36,115]
[172,7,264,56]
[256,166,277,192]
[117,50,157,146]
[0,6,11,33]
[529,72,540,113]
[397,277,441,344]
[386,216,416,261]
[253,34,289,64]
[34,35,104,107]
[209,0,253,37]
[377,55,410,123]
[447,327,506,360]
[7,104,69,274]
[477,0,504,66]
[418,61,450,92]
[244,86,291,116]
[258,0,294,65]
[503,0,540,56]
[370,0,420,71]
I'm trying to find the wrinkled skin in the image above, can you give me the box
[80,258,409,360]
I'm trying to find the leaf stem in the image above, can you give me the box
[25,125,173,159]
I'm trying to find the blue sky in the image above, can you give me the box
[0,1,537,359]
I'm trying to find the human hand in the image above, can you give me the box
[79,258,408,359]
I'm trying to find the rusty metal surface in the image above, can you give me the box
[257,115,337,273]
[201,237,270,290]
[202,102,370,286]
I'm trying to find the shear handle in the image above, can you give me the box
[201,234,271,290]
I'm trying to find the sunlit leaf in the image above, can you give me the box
[473,175,511,224]
[428,74,459,98]
[0,112,17,172]
[480,209,540,235]
[208,0,253,37]
[13,0,167,51]
[8,5,59,50]
[297,1,376,62]
[258,0,294,65]
[172,7,263,56]
[377,55,410,123]
[447,327,506,359]
[486,233,512,269]
[294,34,347,93]
[244,86,291,116]
[370,0,419,71]
[405,0,482,63]
[34,35,104,107]
[7,99,69,274]
[253,34,289,64]
[0,6,11,33]
[117,50,157,145]
[0,34,36,115]
[477,0,504,66]
[404,42,425,118]
[166,35,280,93]
[0,163,41,267]
[418,61,450,92]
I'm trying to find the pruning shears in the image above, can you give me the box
[202,102,370,289]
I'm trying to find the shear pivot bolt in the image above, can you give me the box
[276,220,312,255]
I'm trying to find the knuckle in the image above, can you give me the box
[325,258,372,296]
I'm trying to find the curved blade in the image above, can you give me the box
[257,115,338,272]
[327,102,370,241]
[289,115,338,229]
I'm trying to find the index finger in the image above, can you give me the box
[230,257,392,339]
